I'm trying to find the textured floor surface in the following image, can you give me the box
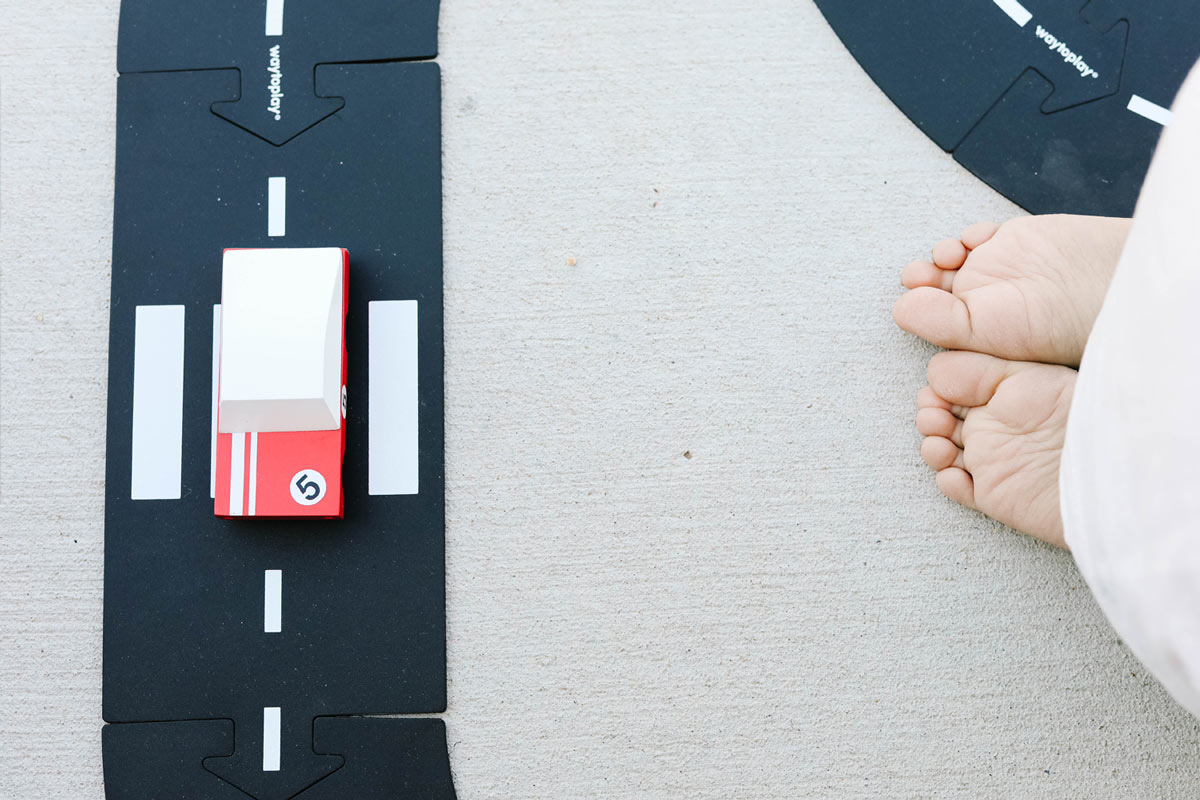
[2,1,1199,798]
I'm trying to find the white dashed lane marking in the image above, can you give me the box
[265,0,284,37]
[993,0,1032,27]
[264,570,282,633]
[1128,94,1172,126]
[131,305,186,500]
[263,707,281,771]
[268,177,287,237]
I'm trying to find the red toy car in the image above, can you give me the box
[214,247,348,518]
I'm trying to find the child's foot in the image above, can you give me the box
[893,215,1130,367]
[916,351,1074,548]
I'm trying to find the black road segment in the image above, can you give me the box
[814,0,1200,215]
[103,3,453,798]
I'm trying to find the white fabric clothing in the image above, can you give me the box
[1061,62,1200,718]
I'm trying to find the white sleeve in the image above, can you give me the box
[1060,60,1200,718]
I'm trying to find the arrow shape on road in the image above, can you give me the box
[1012,3,1128,113]
[203,709,343,800]
[212,44,343,146]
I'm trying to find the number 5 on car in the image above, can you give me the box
[214,247,348,518]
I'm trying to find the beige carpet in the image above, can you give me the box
[2,1,1198,797]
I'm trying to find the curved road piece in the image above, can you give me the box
[814,0,1200,216]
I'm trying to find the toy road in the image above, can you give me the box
[101,3,456,798]
[814,0,1200,216]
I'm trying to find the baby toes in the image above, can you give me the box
[931,237,968,270]
[959,221,1000,250]
[935,467,977,510]
[901,259,956,290]
[921,435,964,471]
[926,350,1022,409]
[916,407,963,446]
[893,287,977,353]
